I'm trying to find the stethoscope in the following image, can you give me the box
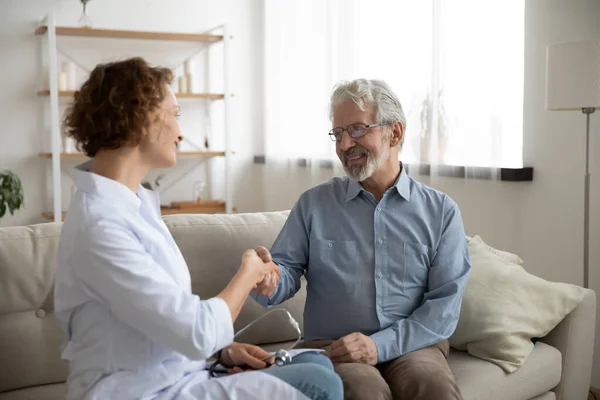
[209,309,301,377]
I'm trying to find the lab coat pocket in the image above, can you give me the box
[307,238,357,295]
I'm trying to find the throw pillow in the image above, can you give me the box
[466,235,524,265]
[449,236,586,373]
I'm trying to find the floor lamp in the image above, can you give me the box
[546,40,600,288]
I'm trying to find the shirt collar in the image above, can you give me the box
[72,160,153,213]
[345,163,411,202]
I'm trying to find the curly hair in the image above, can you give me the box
[63,57,174,157]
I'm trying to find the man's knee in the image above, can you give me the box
[334,363,391,400]
[400,367,461,400]
[379,342,462,400]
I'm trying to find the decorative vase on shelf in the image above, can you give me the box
[193,181,206,202]
[79,0,93,28]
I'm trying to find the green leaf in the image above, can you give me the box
[0,170,24,220]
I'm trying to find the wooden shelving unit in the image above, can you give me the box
[38,151,229,158]
[35,26,223,43]
[36,19,234,222]
[36,90,225,100]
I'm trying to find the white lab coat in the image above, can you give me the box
[54,162,309,400]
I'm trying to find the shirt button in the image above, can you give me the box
[377,273,383,279]
[378,239,383,244]
[377,306,383,313]
[377,207,382,212]
[328,242,333,248]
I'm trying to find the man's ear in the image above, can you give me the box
[389,122,403,147]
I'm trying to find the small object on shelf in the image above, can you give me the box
[61,136,76,153]
[58,72,68,91]
[62,62,77,90]
[192,181,206,201]
[185,73,194,94]
[79,0,93,28]
[204,137,210,149]
[184,59,195,75]
[178,75,187,94]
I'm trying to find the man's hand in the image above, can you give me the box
[326,332,378,365]
[252,246,280,297]
[221,342,274,373]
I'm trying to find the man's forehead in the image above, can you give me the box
[333,100,374,121]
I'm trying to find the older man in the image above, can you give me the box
[252,79,470,400]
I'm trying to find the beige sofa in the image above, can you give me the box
[0,211,595,400]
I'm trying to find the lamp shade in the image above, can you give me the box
[546,40,600,110]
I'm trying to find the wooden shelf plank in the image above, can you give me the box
[35,26,223,43]
[42,201,231,220]
[37,90,225,100]
[38,151,230,158]
[161,200,227,215]
[41,211,67,220]
[176,93,226,100]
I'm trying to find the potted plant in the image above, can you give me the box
[0,170,24,220]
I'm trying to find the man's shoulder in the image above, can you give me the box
[298,176,348,202]
[408,176,458,211]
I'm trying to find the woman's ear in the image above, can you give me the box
[389,122,404,147]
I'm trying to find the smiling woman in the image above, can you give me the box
[54,57,342,400]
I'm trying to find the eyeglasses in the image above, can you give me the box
[328,123,390,142]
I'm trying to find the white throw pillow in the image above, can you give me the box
[449,236,586,373]
[466,235,524,265]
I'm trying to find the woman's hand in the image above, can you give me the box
[240,246,280,287]
[221,342,274,373]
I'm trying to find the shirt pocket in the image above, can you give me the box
[399,241,432,298]
[307,238,357,295]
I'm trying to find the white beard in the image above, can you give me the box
[343,137,391,182]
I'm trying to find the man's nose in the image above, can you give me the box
[339,131,356,151]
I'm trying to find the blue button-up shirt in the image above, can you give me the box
[252,166,471,363]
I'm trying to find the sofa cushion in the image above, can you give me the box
[449,342,561,400]
[449,236,586,373]
[164,211,306,345]
[0,223,68,393]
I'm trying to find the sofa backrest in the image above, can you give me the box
[0,211,301,393]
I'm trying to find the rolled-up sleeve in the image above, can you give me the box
[72,220,234,361]
[370,198,471,362]
[251,196,309,307]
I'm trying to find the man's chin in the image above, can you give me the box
[343,166,369,182]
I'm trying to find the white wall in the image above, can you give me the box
[0,0,265,226]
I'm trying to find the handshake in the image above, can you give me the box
[241,246,281,297]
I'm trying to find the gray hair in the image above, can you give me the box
[329,79,407,146]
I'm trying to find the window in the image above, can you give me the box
[264,0,524,168]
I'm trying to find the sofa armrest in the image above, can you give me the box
[539,289,596,400]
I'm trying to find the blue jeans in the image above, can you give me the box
[261,352,343,400]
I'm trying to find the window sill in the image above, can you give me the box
[252,156,533,182]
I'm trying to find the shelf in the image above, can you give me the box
[35,26,223,43]
[41,211,67,220]
[38,151,230,158]
[42,201,231,220]
[161,200,227,215]
[37,90,225,100]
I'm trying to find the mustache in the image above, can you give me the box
[342,146,369,161]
